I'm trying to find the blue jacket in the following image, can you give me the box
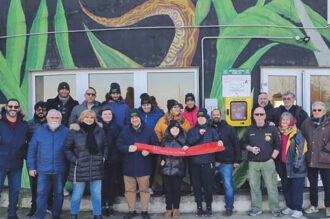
[27,124,69,174]
[0,109,28,171]
[103,99,130,128]
[138,106,164,129]
[117,122,159,177]
[99,118,121,163]
[187,123,219,165]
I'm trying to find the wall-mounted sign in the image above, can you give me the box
[222,69,251,97]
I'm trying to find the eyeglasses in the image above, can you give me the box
[254,113,265,116]
[86,93,96,96]
[282,97,292,101]
[7,105,19,109]
[313,109,323,112]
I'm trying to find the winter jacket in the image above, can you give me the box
[117,122,159,177]
[241,123,281,162]
[64,123,107,182]
[301,117,330,169]
[99,118,121,163]
[103,99,130,128]
[27,115,47,141]
[280,127,307,178]
[138,106,163,129]
[212,120,241,164]
[160,130,186,177]
[182,106,199,128]
[187,123,219,165]
[269,105,308,129]
[27,124,69,174]
[155,115,190,141]
[0,109,28,171]
[46,95,79,127]
[69,101,101,125]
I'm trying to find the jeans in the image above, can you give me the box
[307,167,330,207]
[71,180,102,216]
[248,159,279,211]
[163,175,182,210]
[35,173,64,219]
[0,169,22,217]
[218,163,234,211]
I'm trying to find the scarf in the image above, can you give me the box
[312,115,327,127]
[58,95,69,105]
[185,105,196,112]
[80,122,98,154]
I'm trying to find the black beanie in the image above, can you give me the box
[57,82,70,92]
[140,93,151,105]
[167,99,179,111]
[197,108,208,118]
[185,93,195,103]
[109,82,121,94]
[168,120,180,130]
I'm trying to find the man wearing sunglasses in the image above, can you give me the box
[0,99,28,219]
[270,91,308,129]
[69,87,101,125]
[241,107,281,217]
[301,101,330,217]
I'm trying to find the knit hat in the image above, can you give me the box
[167,99,179,111]
[197,108,208,118]
[185,93,195,103]
[129,108,141,119]
[57,82,70,92]
[140,93,151,105]
[109,82,121,94]
[168,120,180,130]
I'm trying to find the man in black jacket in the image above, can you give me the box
[211,109,241,217]
[241,107,281,217]
[46,82,79,127]
[187,108,223,217]
[251,92,274,124]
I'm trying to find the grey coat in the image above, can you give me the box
[68,101,101,125]
[301,117,330,169]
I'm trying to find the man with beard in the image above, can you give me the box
[46,82,79,127]
[251,92,274,124]
[27,109,69,219]
[0,99,28,219]
[26,101,49,216]
[211,109,241,217]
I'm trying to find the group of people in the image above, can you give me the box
[0,81,328,219]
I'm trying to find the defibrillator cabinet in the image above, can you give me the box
[224,97,252,127]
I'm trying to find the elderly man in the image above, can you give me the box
[301,102,330,217]
[270,91,308,128]
[241,107,281,217]
[117,109,159,219]
[27,110,69,219]
[0,99,28,219]
[69,87,101,125]
[46,82,79,127]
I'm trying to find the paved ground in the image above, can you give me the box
[0,208,328,219]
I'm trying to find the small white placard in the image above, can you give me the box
[205,98,218,115]
[223,74,251,97]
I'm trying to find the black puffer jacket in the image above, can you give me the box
[187,123,219,164]
[64,123,107,182]
[160,130,187,177]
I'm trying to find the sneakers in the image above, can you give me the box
[291,210,303,218]
[149,188,154,196]
[164,209,172,218]
[63,187,70,197]
[102,206,109,217]
[204,206,213,217]
[272,210,281,217]
[281,207,293,215]
[173,209,180,218]
[304,205,319,214]
[326,207,330,217]
[141,211,150,219]
[248,209,262,216]
[223,210,233,217]
[123,211,137,219]
[109,206,115,216]
[196,207,204,217]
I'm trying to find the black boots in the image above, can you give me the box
[70,215,78,219]
[94,216,102,219]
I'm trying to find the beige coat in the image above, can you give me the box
[301,117,330,169]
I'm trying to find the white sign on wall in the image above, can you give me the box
[222,69,251,97]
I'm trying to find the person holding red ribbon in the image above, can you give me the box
[160,120,189,218]
[187,108,223,217]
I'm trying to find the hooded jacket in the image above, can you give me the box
[117,122,159,177]
[0,108,28,171]
[138,106,163,129]
[160,129,187,177]
[103,98,130,128]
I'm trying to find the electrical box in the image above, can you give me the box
[224,97,252,127]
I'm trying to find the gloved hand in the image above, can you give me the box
[142,150,150,156]
[128,145,137,152]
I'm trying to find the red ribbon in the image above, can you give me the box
[135,142,225,157]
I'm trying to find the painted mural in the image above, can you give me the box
[0,0,329,187]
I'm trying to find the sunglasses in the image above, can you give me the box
[313,109,323,112]
[7,105,19,109]
[282,97,292,101]
[86,93,96,96]
[254,113,265,116]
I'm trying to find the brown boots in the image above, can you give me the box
[164,209,172,218]
[164,209,180,218]
[173,209,180,218]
